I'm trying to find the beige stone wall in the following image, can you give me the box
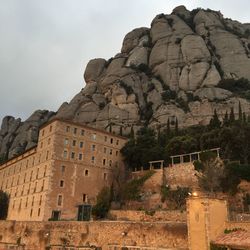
[0,119,127,221]
[0,220,188,250]
[187,198,228,250]
[109,210,186,222]
[165,163,198,189]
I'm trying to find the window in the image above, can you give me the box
[103,159,106,166]
[71,152,75,159]
[30,171,33,181]
[63,150,68,158]
[110,149,113,155]
[91,144,96,151]
[40,142,43,148]
[41,180,45,191]
[66,126,70,132]
[104,173,107,180]
[39,195,42,206]
[57,195,63,206]
[91,133,96,140]
[30,209,33,217]
[46,150,49,160]
[42,130,44,136]
[79,153,83,160]
[82,194,88,203]
[34,182,37,193]
[38,208,41,217]
[48,138,51,145]
[84,169,89,176]
[61,165,65,174]
[116,140,119,145]
[59,180,64,188]
[49,125,52,132]
[104,147,107,154]
[104,136,107,142]
[79,141,84,148]
[72,140,76,146]
[91,156,95,164]
[31,196,34,206]
[64,138,69,146]
[25,197,28,208]
[81,129,85,136]
[36,168,39,179]
[19,199,22,210]
[109,160,112,167]
[73,127,77,134]
[110,138,113,144]
[44,166,47,177]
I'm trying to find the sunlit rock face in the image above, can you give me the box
[1,6,250,159]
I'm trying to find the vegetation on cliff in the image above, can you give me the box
[121,104,250,194]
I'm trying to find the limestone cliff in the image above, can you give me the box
[1,6,250,160]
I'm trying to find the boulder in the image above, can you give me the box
[84,58,106,84]
[194,87,233,101]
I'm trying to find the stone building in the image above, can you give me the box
[0,119,127,221]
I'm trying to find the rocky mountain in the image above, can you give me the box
[1,6,250,160]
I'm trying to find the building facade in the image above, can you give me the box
[0,119,127,221]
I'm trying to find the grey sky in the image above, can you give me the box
[0,0,249,122]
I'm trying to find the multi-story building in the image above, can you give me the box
[0,119,127,221]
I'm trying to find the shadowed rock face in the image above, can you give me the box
[1,6,250,160]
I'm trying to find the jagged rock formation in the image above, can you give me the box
[1,6,250,160]
[0,111,54,159]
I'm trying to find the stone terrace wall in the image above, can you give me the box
[109,210,186,222]
[0,220,188,250]
[225,221,250,231]
[165,163,198,189]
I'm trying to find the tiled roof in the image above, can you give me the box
[212,230,250,249]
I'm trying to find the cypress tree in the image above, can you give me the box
[229,107,235,124]
[238,102,243,122]
[243,112,247,123]
[175,118,179,135]
[209,109,221,129]
[223,111,229,126]
[130,126,135,139]
[167,118,171,135]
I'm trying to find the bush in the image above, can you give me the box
[92,187,111,219]
[121,171,155,201]
[119,81,133,95]
[161,186,190,209]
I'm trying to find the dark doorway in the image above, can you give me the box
[77,204,92,221]
[51,210,61,221]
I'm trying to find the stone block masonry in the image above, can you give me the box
[0,220,188,250]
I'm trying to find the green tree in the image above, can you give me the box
[229,107,235,124]
[0,190,9,220]
[121,127,164,169]
[209,109,221,129]
[166,135,198,156]
[238,102,243,122]
[223,111,229,127]
[92,187,111,219]
[195,152,225,193]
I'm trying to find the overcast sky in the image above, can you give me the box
[0,0,249,123]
